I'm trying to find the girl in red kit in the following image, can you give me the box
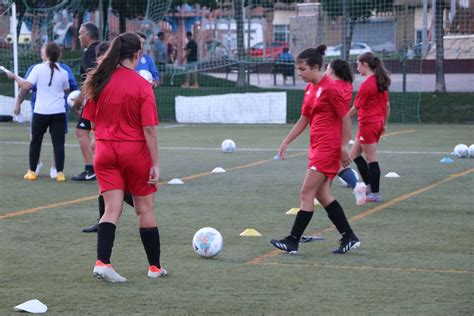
[326,59,367,206]
[271,45,360,255]
[350,52,391,203]
[82,32,166,283]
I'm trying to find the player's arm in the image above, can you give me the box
[349,106,357,118]
[143,125,160,186]
[6,72,33,91]
[331,86,352,167]
[13,88,30,115]
[278,115,309,160]
[340,113,352,167]
[383,101,391,133]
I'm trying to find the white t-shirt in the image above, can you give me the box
[26,62,70,115]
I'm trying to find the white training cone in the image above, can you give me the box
[211,167,226,173]
[349,140,355,145]
[168,178,184,184]
[385,172,400,178]
[13,299,47,313]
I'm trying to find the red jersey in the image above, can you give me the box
[301,75,349,153]
[354,75,388,125]
[83,67,158,141]
[334,80,353,109]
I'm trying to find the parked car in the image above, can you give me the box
[248,41,288,59]
[326,42,372,57]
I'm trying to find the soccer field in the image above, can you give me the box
[0,122,473,315]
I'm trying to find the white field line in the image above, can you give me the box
[0,140,451,155]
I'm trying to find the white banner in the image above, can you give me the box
[175,92,287,124]
[0,95,32,122]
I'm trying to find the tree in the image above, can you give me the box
[321,0,393,61]
[12,1,27,42]
[434,0,446,92]
[111,0,148,33]
[235,0,247,87]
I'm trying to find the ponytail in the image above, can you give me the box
[358,52,391,92]
[297,44,327,69]
[83,32,141,100]
[44,42,61,86]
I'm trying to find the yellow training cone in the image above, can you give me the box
[285,208,299,215]
[240,228,262,237]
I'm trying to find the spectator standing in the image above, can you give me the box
[182,31,199,88]
[71,22,99,181]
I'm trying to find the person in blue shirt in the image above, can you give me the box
[13,59,78,178]
[277,47,294,84]
[135,31,160,88]
[278,47,294,63]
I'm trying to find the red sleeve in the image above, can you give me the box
[328,85,349,118]
[301,84,312,117]
[82,99,96,123]
[140,83,159,127]
[354,81,369,110]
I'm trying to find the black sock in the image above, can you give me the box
[289,210,313,241]
[325,200,355,238]
[354,156,370,185]
[368,162,381,193]
[139,227,161,268]
[98,195,105,219]
[85,164,94,173]
[124,192,134,207]
[97,222,116,264]
[338,168,358,189]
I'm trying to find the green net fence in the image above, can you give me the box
[1,0,472,123]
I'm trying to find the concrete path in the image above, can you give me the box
[207,72,474,92]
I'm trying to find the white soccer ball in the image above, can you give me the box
[192,227,223,258]
[454,144,469,158]
[338,168,360,187]
[469,144,474,158]
[138,69,153,83]
[67,90,81,108]
[221,139,236,153]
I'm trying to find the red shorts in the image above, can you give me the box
[94,140,157,196]
[307,149,340,180]
[357,121,384,144]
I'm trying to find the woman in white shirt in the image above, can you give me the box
[7,42,70,181]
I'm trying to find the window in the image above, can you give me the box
[273,25,289,43]
[415,30,423,44]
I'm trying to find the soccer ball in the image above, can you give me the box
[138,70,153,84]
[338,168,360,187]
[67,90,81,108]
[221,139,236,153]
[468,144,474,158]
[192,227,223,258]
[454,144,469,158]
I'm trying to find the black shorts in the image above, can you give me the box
[76,108,92,130]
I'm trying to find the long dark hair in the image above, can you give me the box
[296,44,327,69]
[329,59,353,83]
[358,52,391,92]
[44,42,61,86]
[83,32,141,100]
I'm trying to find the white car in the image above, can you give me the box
[326,42,372,57]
